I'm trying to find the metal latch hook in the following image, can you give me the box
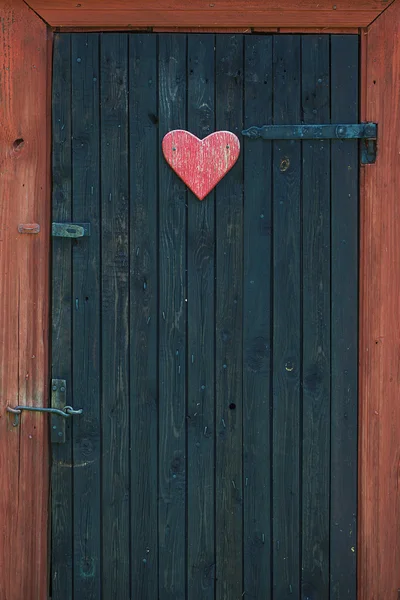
[6,405,83,427]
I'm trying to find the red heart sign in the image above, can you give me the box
[162,130,240,200]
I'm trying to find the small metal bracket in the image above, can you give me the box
[241,122,378,164]
[361,138,377,165]
[18,223,40,234]
[52,223,91,238]
[51,379,68,443]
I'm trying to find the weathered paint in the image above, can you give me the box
[24,0,392,29]
[0,0,399,596]
[359,2,400,597]
[162,130,240,200]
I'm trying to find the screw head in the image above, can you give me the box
[52,385,57,391]
[52,425,57,430]
[60,386,66,392]
[58,432,63,437]
[364,124,375,137]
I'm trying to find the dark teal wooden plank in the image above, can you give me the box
[215,34,244,600]
[100,33,130,600]
[272,34,301,600]
[158,33,187,600]
[330,34,359,600]
[301,34,331,600]
[51,32,73,600]
[71,33,101,600]
[129,33,159,599]
[243,34,273,600]
[187,34,216,600]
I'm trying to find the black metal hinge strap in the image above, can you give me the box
[241,122,376,141]
[241,122,377,164]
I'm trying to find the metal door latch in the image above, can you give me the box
[242,122,378,164]
[7,379,82,443]
[7,405,82,424]
[52,222,91,238]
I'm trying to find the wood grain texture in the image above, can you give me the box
[51,32,73,600]
[154,27,254,32]
[162,130,240,200]
[71,32,101,598]
[55,26,360,33]
[158,34,187,600]
[301,34,331,600]
[100,33,130,600]
[330,34,358,600]
[272,34,302,600]
[54,26,359,33]
[359,2,400,598]
[215,33,244,600]
[243,34,272,600]
[0,2,50,599]
[129,33,159,599]
[276,26,360,32]
[186,33,216,600]
[49,31,361,599]
[24,0,392,28]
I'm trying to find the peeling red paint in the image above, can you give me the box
[162,130,240,200]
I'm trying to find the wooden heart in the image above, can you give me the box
[162,130,240,200]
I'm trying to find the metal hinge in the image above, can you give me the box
[242,122,377,164]
[52,222,91,238]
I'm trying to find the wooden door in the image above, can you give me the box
[51,32,358,600]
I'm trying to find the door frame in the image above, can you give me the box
[0,1,398,598]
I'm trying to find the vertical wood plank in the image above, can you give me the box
[0,2,50,598]
[129,33,159,599]
[301,34,331,600]
[100,33,130,600]
[243,34,273,600]
[158,33,187,600]
[187,33,216,600]
[360,3,400,597]
[330,34,359,600]
[71,32,101,599]
[215,33,244,600]
[272,34,301,600]
[51,32,73,600]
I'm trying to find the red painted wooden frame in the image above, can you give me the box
[22,0,396,28]
[0,0,399,598]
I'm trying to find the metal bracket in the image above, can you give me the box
[52,223,91,238]
[361,138,377,165]
[50,379,81,443]
[51,379,67,442]
[242,122,377,164]
[18,223,40,234]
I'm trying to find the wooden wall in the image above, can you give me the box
[0,2,50,599]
